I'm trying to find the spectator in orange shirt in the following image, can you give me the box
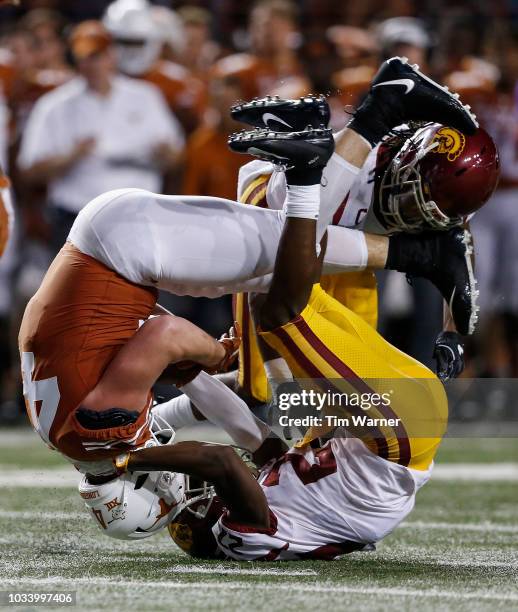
[182,73,252,201]
[213,0,311,100]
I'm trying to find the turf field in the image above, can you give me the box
[0,428,516,612]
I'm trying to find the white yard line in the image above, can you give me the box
[0,468,79,488]
[0,510,85,520]
[401,520,518,534]
[433,463,518,481]
[1,509,516,536]
[0,463,517,488]
[165,565,318,577]
[0,577,516,602]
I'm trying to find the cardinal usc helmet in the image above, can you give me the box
[168,478,225,559]
[377,123,500,233]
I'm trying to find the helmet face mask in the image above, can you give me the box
[182,476,216,519]
[379,129,462,233]
[168,488,225,559]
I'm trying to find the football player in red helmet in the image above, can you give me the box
[230,94,500,385]
[21,58,483,546]
[375,123,499,233]
[119,123,454,560]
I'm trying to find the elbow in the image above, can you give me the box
[205,445,240,481]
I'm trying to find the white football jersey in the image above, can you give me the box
[213,436,431,561]
[237,147,388,235]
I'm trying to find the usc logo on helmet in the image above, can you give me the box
[431,127,466,162]
[168,521,193,552]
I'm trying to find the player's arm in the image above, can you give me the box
[433,219,474,380]
[125,441,270,529]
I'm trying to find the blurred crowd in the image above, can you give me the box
[1,0,518,421]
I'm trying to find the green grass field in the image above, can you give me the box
[0,428,516,612]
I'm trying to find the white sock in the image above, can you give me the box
[152,394,198,429]
[264,358,293,401]
[183,371,271,452]
[316,153,360,241]
[285,184,320,220]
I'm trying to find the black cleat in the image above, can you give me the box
[387,227,479,336]
[369,56,478,135]
[231,95,330,132]
[228,127,335,169]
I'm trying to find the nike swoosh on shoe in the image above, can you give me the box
[262,112,293,128]
[372,78,416,94]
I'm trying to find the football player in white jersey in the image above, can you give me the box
[104,58,477,558]
[24,57,478,543]
[119,97,454,560]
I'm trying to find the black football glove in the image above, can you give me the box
[433,331,465,381]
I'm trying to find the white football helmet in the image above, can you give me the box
[79,469,185,540]
[78,412,186,540]
[103,0,161,75]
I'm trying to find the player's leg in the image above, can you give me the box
[244,190,447,468]
[245,138,446,469]
[232,57,477,236]
[258,283,448,470]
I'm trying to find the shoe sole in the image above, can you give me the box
[447,229,479,335]
[232,94,327,111]
[229,127,333,145]
[388,56,479,130]
[229,127,334,167]
[231,95,329,128]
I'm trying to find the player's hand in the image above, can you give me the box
[208,322,241,374]
[433,331,465,381]
[168,360,203,387]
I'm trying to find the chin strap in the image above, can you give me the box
[113,452,131,475]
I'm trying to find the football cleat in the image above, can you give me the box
[387,227,479,336]
[228,127,335,169]
[230,94,330,132]
[367,56,478,135]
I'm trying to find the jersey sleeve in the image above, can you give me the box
[212,512,289,561]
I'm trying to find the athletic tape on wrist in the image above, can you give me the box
[285,184,320,220]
